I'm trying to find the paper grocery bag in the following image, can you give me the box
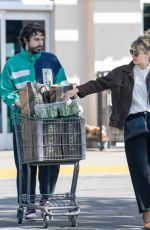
[41,85,73,103]
[19,82,44,116]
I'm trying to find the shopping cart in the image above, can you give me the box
[13,110,86,228]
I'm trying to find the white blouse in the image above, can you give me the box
[129,63,150,115]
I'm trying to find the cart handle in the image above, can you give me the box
[11,102,20,111]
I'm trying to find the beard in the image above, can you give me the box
[28,45,42,54]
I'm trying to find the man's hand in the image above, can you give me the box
[64,87,79,101]
[15,101,21,108]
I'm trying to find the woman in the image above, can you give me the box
[65,33,150,229]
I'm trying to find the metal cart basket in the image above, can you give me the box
[14,113,86,228]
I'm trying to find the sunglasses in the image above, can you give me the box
[129,49,140,57]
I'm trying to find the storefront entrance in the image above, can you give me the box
[0,11,51,150]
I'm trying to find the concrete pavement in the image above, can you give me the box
[0,148,144,229]
[0,147,129,178]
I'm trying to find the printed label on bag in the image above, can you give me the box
[42,68,53,85]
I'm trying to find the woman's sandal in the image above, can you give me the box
[143,212,150,229]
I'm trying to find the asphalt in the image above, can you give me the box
[0,147,145,229]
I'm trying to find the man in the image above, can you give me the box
[1,22,68,220]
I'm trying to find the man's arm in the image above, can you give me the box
[1,64,20,107]
[53,56,68,84]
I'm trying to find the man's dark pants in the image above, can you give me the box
[13,128,60,202]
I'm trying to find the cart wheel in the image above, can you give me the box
[17,208,23,224]
[43,214,49,228]
[70,215,77,227]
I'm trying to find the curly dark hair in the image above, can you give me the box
[18,22,45,48]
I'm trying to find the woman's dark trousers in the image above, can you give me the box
[125,113,150,213]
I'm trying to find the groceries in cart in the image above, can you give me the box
[19,82,80,118]
[34,100,79,119]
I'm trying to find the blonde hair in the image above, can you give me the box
[131,31,150,52]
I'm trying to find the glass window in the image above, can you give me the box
[144,3,150,31]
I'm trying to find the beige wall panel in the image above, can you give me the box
[94,0,141,72]
[94,0,140,11]
[55,42,79,75]
[95,24,141,60]
[54,5,79,29]
[77,0,97,125]
[54,0,97,126]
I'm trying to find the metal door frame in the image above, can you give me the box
[0,11,51,150]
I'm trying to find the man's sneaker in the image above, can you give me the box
[40,199,51,207]
[25,208,36,220]
[40,199,53,219]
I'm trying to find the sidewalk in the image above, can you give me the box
[0,147,129,178]
[0,148,143,230]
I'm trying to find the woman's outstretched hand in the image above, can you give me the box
[64,87,79,101]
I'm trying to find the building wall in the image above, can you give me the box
[53,0,142,126]
[94,0,142,72]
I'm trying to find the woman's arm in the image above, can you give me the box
[64,70,114,101]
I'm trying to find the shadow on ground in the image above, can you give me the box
[0,196,143,230]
